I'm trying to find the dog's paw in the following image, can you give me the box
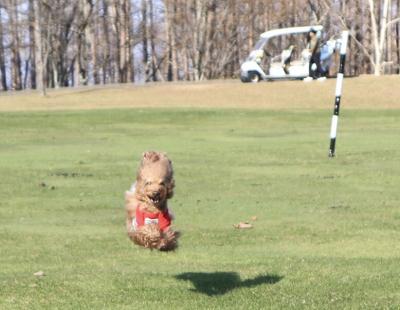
[158,238,177,251]
[157,229,180,251]
[130,224,162,249]
[164,228,181,240]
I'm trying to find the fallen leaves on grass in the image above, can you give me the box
[233,222,253,229]
[234,215,258,229]
[33,271,45,277]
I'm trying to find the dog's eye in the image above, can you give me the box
[144,181,151,186]
[159,181,165,186]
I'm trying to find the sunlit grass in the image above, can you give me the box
[0,107,399,308]
[0,76,399,112]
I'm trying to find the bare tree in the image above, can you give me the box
[164,0,178,81]
[100,0,112,83]
[112,0,134,83]
[8,0,22,90]
[33,0,46,95]
[331,0,400,75]
[0,5,8,91]
[141,0,149,81]
[148,0,162,81]
[88,0,100,84]
[396,0,400,73]
[0,0,400,93]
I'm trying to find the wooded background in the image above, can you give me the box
[0,0,399,92]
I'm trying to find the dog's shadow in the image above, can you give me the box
[175,272,283,296]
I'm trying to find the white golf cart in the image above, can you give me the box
[240,25,338,82]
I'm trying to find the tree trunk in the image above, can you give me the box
[0,7,8,91]
[378,0,390,74]
[102,0,112,84]
[73,0,93,86]
[204,0,217,79]
[397,0,400,73]
[89,0,100,84]
[386,0,392,74]
[115,0,132,83]
[28,0,36,89]
[9,0,23,90]
[149,0,159,81]
[165,0,178,81]
[33,0,45,94]
[125,0,134,82]
[368,0,390,75]
[141,0,149,81]
[229,0,239,77]
[354,0,363,75]
[193,0,208,80]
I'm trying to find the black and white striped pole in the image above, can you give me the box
[329,31,349,158]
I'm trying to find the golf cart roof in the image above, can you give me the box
[252,25,324,51]
[260,25,323,39]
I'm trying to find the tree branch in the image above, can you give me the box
[387,17,400,27]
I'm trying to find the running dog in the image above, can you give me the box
[125,151,179,251]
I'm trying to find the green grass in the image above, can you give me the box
[1,108,400,309]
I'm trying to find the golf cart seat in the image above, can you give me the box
[289,60,305,66]
[270,59,304,69]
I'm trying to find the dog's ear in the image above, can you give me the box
[166,178,175,199]
[157,152,171,163]
[142,151,160,162]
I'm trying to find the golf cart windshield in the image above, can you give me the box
[254,37,268,51]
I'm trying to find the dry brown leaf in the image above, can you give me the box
[33,271,45,277]
[233,222,253,229]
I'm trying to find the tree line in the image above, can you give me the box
[0,0,399,93]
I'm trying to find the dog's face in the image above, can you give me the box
[135,152,174,210]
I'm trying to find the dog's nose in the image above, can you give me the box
[151,191,160,199]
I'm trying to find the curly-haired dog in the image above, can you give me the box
[125,151,180,251]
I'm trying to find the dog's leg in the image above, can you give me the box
[158,229,180,251]
[125,190,138,232]
[129,224,162,249]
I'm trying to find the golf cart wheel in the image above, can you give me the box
[249,71,260,83]
[240,75,250,83]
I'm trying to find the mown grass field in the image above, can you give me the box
[1,78,400,309]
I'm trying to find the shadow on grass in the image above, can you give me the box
[175,272,283,296]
